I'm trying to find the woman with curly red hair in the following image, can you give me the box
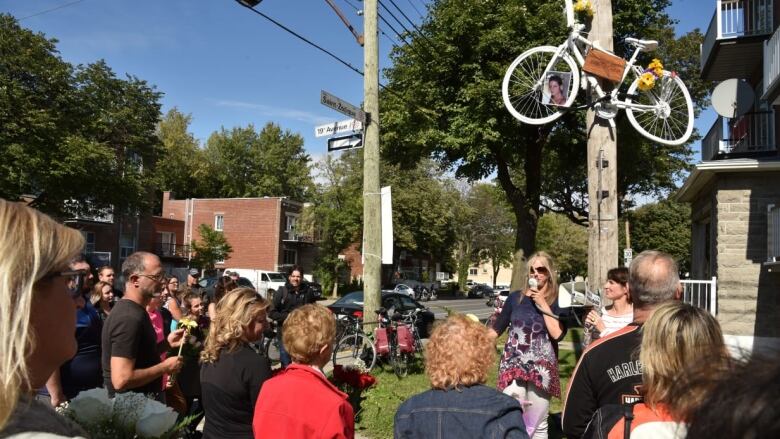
[394,314,528,438]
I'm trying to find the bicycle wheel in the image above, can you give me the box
[502,46,580,125]
[625,71,694,146]
[391,346,409,378]
[332,333,377,370]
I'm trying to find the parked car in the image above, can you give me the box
[392,283,415,298]
[198,275,254,300]
[327,291,436,338]
[467,283,494,298]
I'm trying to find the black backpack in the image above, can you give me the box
[581,403,636,439]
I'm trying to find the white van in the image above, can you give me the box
[229,269,288,299]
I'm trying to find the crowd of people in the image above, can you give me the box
[1,198,780,439]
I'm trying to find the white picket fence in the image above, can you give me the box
[681,277,718,315]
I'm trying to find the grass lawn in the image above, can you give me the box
[352,328,584,438]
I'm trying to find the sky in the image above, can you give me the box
[3,0,714,166]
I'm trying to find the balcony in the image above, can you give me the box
[763,24,780,103]
[701,0,773,82]
[153,242,190,259]
[701,111,776,161]
[283,230,315,243]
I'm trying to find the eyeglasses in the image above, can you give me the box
[529,266,549,275]
[43,270,87,297]
[137,272,166,283]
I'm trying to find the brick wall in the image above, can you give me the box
[714,172,780,339]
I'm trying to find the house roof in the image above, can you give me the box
[676,158,780,202]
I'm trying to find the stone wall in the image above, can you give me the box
[715,172,780,339]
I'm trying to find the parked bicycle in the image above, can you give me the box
[256,320,281,363]
[501,0,693,146]
[332,311,378,370]
[374,307,423,377]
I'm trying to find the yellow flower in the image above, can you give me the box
[637,72,656,91]
[574,0,594,17]
[179,318,197,330]
[647,59,664,78]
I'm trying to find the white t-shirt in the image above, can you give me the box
[599,306,633,337]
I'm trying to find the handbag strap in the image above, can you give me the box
[623,403,635,439]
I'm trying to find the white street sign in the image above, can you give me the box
[327,133,363,152]
[381,186,393,264]
[320,90,366,122]
[314,119,363,138]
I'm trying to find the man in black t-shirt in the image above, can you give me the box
[101,251,185,397]
[562,250,682,438]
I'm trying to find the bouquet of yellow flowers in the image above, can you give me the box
[638,58,665,91]
[574,0,594,20]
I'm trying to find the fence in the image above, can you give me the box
[681,277,718,315]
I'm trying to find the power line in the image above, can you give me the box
[386,0,438,52]
[405,0,424,19]
[378,11,411,45]
[378,0,413,36]
[386,0,417,30]
[236,1,364,76]
[18,0,86,21]
[340,0,362,12]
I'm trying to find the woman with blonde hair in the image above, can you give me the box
[0,199,87,436]
[90,280,114,320]
[253,304,354,438]
[199,288,271,439]
[488,251,566,439]
[594,301,728,438]
[395,314,528,438]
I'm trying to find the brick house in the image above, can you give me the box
[65,212,187,274]
[677,0,780,352]
[161,191,317,274]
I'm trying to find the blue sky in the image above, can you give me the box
[3,0,712,165]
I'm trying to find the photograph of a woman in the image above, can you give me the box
[543,72,571,106]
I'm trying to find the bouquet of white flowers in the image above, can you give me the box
[58,388,186,439]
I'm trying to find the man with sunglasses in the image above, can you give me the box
[41,255,102,406]
[102,251,185,400]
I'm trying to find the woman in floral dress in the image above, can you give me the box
[489,251,566,439]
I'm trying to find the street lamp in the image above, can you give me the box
[236,0,262,7]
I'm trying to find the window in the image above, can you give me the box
[285,214,298,240]
[769,204,780,262]
[469,268,478,276]
[157,232,175,256]
[81,231,96,254]
[119,233,135,265]
[283,248,297,265]
[214,214,224,231]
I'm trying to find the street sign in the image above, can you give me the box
[624,248,633,266]
[327,133,363,152]
[314,118,363,138]
[320,90,366,122]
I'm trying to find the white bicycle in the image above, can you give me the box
[501,0,694,146]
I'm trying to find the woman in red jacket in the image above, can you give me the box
[253,304,353,438]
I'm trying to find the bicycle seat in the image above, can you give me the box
[624,37,658,52]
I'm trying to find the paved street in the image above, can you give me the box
[424,296,495,322]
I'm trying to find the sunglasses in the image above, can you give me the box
[529,266,549,275]
[43,269,87,297]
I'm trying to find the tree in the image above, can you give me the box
[155,108,207,205]
[190,224,233,271]
[467,184,515,287]
[0,14,162,217]
[201,122,313,201]
[625,200,691,273]
[379,0,708,287]
[536,213,588,280]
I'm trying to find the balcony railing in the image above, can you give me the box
[701,111,775,160]
[764,25,780,97]
[153,242,189,259]
[701,0,774,71]
[283,230,315,243]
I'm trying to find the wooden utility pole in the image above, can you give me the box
[587,0,619,295]
[362,0,382,328]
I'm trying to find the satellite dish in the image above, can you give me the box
[711,79,754,118]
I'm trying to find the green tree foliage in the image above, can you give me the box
[0,15,163,217]
[626,199,691,273]
[201,122,312,200]
[465,184,515,287]
[379,0,708,278]
[536,212,588,280]
[190,224,233,271]
[155,108,207,203]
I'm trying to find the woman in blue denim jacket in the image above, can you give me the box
[394,315,529,439]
